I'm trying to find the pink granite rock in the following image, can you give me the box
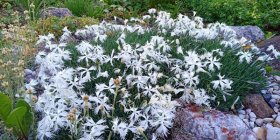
[171,104,257,140]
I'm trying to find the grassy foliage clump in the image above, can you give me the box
[29,10,270,139]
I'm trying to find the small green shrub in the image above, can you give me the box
[64,0,105,18]
[35,16,98,37]
[181,0,280,31]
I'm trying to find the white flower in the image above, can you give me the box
[111,118,129,140]
[81,118,107,139]
[25,79,38,93]
[205,56,221,71]
[148,8,157,14]
[193,89,211,106]
[236,51,252,63]
[211,74,233,90]
[181,70,199,87]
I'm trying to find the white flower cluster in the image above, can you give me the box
[26,9,274,140]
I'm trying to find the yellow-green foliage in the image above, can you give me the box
[36,16,99,37]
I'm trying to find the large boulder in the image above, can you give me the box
[257,35,280,70]
[230,26,265,43]
[41,7,73,18]
[243,94,275,118]
[171,104,256,140]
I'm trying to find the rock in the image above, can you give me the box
[274,86,279,91]
[230,26,264,43]
[268,88,274,94]
[253,127,267,140]
[266,126,280,140]
[257,35,280,71]
[239,110,246,115]
[239,114,246,119]
[255,119,264,126]
[249,122,255,128]
[274,107,279,113]
[250,117,256,122]
[273,90,280,94]
[272,95,280,100]
[262,94,272,102]
[41,7,72,18]
[243,94,275,118]
[268,101,276,108]
[261,90,267,94]
[273,122,280,128]
[171,104,257,140]
[250,112,257,118]
[263,118,274,123]
[275,116,280,125]
[274,76,280,82]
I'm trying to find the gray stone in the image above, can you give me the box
[263,118,274,123]
[266,126,280,140]
[262,94,272,102]
[41,7,73,18]
[255,119,264,126]
[268,101,276,108]
[275,116,280,125]
[230,26,264,43]
[171,104,256,140]
[272,94,280,100]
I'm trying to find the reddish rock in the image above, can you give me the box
[243,94,275,118]
[171,104,256,140]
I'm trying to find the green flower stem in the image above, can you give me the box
[107,85,119,140]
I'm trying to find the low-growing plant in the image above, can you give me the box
[64,0,105,18]
[27,10,274,140]
[35,16,99,37]
[0,93,34,140]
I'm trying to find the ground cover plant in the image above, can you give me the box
[19,9,280,140]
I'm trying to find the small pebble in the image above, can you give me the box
[274,107,279,113]
[239,114,245,119]
[249,112,257,118]
[268,88,274,93]
[246,109,252,114]
[272,94,280,100]
[273,86,280,91]
[273,90,280,94]
[238,110,246,115]
[275,116,280,124]
[243,119,249,126]
[274,76,280,81]
[263,118,274,123]
[269,101,276,108]
[261,90,267,94]
[255,119,264,126]
[250,117,256,122]
[262,94,272,102]
[249,122,255,128]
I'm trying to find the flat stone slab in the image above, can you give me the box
[171,104,256,140]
